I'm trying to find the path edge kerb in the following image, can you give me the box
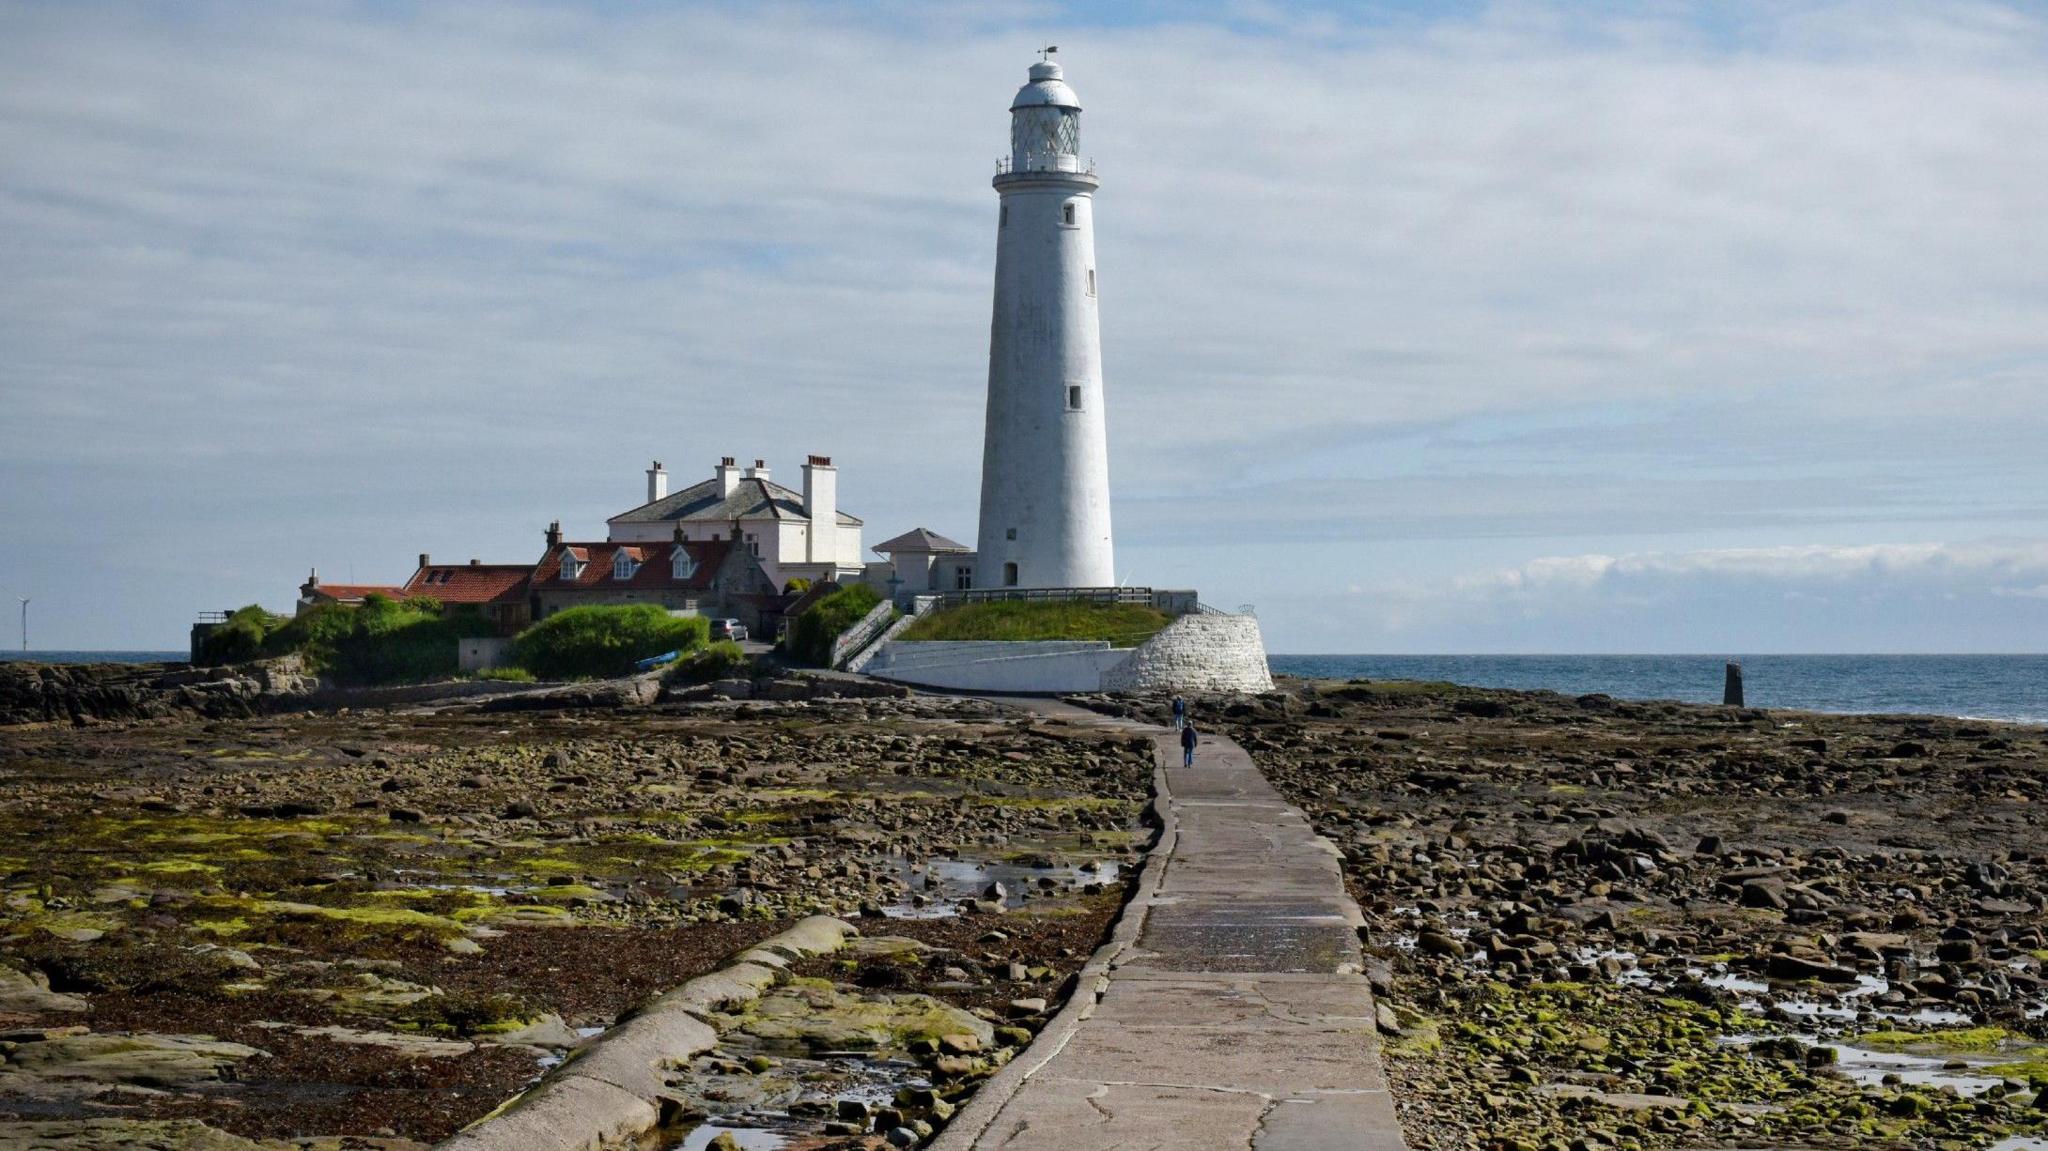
[929,734,1178,1151]
[435,915,858,1151]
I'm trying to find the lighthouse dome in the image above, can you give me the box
[1011,61,1081,111]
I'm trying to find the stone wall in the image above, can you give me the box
[862,640,1132,694]
[1101,613,1274,695]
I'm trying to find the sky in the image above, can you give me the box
[3,0,2046,654]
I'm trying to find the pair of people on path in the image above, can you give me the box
[1171,695,1197,765]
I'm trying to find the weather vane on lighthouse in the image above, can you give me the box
[1040,45,1057,61]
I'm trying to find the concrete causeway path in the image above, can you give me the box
[934,720,1408,1150]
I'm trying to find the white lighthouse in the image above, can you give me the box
[974,57,1116,590]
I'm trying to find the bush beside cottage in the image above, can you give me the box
[782,583,884,667]
[510,605,709,681]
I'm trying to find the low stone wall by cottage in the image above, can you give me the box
[1101,613,1274,695]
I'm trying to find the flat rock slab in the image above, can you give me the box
[945,726,1407,1151]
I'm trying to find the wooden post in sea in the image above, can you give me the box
[1723,661,1744,707]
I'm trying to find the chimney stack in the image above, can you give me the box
[715,457,741,498]
[418,553,430,570]
[745,457,771,484]
[801,454,838,564]
[545,520,563,549]
[646,460,667,504]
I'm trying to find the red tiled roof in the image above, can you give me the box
[305,584,404,603]
[400,564,532,605]
[532,538,734,593]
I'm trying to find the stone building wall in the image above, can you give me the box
[1101,613,1274,695]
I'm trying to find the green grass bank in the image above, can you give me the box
[897,601,1171,646]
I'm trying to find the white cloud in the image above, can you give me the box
[1317,539,2048,652]
[2,2,2046,647]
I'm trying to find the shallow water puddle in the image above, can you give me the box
[654,1049,933,1145]
[1820,1042,2010,1095]
[1725,1033,2016,1097]
[668,1127,787,1151]
[880,854,1118,918]
[1696,966,1989,1026]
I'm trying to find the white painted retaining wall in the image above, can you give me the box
[1101,613,1274,694]
[862,640,1133,693]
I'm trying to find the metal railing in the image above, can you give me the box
[830,599,899,670]
[941,586,1153,607]
[994,154,1096,177]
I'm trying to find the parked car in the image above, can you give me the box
[710,618,749,642]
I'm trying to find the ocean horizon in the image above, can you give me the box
[1270,652,2047,725]
[6,650,2043,725]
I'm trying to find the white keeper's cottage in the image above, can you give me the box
[607,456,865,591]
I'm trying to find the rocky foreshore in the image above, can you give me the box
[1111,679,2047,1151]
[13,666,2046,1151]
[0,689,1155,1148]
[0,658,321,727]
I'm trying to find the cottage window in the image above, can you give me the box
[560,554,583,580]
[612,552,638,580]
[671,548,697,580]
[955,567,973,590]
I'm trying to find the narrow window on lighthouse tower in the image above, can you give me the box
[1068,385,1084,411]
[1086,268,1096,296]
[1061,203,1075,225]
[1000,204,1008,227]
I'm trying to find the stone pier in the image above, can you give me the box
[934,721,1407,1150]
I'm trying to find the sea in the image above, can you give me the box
[2,651,188,666]
[3,650,2042,726]
[1268,654,2048,726]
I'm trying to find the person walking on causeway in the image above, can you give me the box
[1171,695,1186,730]
[1180,722,1198,768]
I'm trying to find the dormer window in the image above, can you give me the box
[560,553,584,580]
[670,548,697,581]
[611,552,638,580]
